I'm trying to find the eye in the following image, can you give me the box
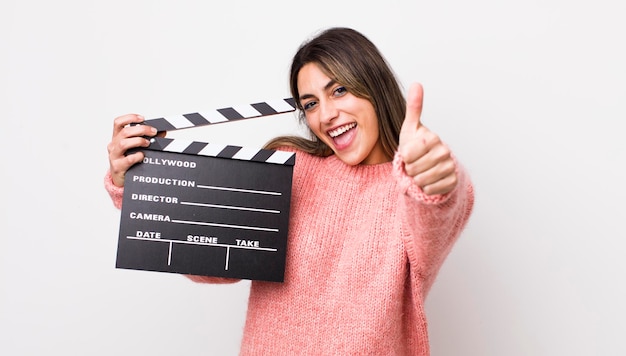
[302,100,317,111]
[333,86,348,97]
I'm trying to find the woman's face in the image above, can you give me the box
[297,63,390,165]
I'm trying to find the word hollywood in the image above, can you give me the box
[143,156,197,168]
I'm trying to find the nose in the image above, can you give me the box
[319,99,338,124]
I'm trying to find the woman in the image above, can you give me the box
[106,27,474,355]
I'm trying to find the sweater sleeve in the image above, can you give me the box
[104,170,242,285]
[392,151,475,296]
[104,170,125,209]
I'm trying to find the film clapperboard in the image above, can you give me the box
[116,99,297,282]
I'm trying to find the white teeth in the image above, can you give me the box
[329,123,356,138]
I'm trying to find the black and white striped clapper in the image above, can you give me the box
[143,98,297,132]
[116,99,297,282]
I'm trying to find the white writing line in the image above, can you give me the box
[168,241,173,266]
[126,236,278,251]
[225,247,230,271]
[171,219,278,232]
[180,201,279,214]
[197,184,281,196]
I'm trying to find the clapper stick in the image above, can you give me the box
[144,98,297,132]
[116,98,298,282]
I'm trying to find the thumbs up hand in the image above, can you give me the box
[398,83,457,196]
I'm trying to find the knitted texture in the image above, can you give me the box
[105,149,474,355]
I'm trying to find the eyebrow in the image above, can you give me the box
[298,79,337,101]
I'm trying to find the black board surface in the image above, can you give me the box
[116,139,294,282]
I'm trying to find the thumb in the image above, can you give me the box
[404,83,424,129]
[404,82,424,130]
[399,83,424,149]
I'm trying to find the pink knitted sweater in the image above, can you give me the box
[105,149,474,355]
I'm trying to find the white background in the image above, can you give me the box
[1,1,624,355]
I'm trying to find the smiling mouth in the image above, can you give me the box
[327,122,357,149]
[328,123,357,138]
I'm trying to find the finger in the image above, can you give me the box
[107,135,152,160]
[400,126,437,164]
[108,123,157,159]
[410,156,456,187]
[420,172,458,196]
[110,150,144,174]
[403,138,448,176]
[112,114,145,138]
[110,150,145,187]
[122,122,158,140]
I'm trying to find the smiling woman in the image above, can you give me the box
[266,27,406,163]
[296,62,387,165]
[104,27,474,355]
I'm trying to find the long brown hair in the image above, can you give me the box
[265,27,406,160]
